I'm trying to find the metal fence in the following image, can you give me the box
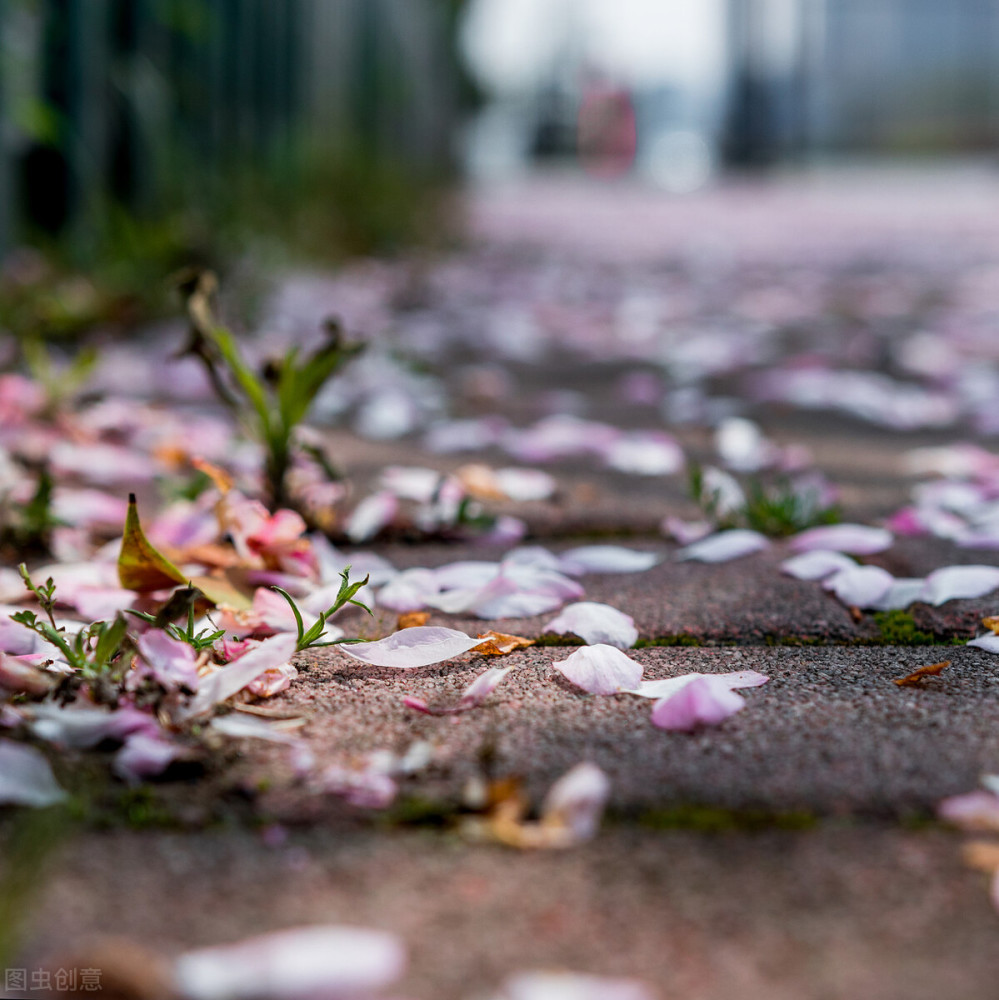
[0,0,462,255]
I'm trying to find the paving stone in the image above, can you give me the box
[17,823,999,1000]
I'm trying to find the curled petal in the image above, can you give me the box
[404,665,513,716]
[340,627,482,669]
[790,523,893,555]
[677,530,769,563]
[540,761,610,841]
[544,602,638,649]
[557,545,660,576]
[552,645,643,696]
[780,549,856,581]
[919,565,999,606]
[822,565,894,608]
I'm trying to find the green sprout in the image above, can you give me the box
[272,565,371,651]
[126,586,225,652]
[177,270,361,508]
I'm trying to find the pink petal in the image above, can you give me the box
[0,653,58,696]
[870,578,926,611]
[822,565,894,608]
[780,549,857,581]
[650,676,746,731]
[380,466,442,503]
[540,762,610,840]
[112,731,184,784]
[677,529,770,563]
[494,467,557,501]
[557,546,661,575]
[919,565,999,606]
[600,431,684,475]
[544,602,638,649]
[404,665,513,715]
[137,631,200,691]
[715,417,775,472]
[174,926,406,1000]
[661,517,713,546]
[183,634,298,718]
[376,568,442,612]
[72,586,139,620]
[339,627,482,668]
[30,704,156,749]
[937,789,999,831]
[0,739,67,806]
[552,645,643,695]
[789,523,893,555]
[628,670,768,699]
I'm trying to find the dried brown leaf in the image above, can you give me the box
[474,630,536,656]
[963,840,999,874]
[893,660,951,686]
[396,611,431,630]
[982,616,999,634]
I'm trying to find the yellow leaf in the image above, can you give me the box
[397,611,431,630]
[189,572,254,611]
[118,494,187,592]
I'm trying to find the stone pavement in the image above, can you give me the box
[10,168,999,999]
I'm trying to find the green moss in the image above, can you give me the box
[635,804,818,833]
[873,611,935,646]
[377,795,461,829]
[533,632,585,647]
[634,634,705,648]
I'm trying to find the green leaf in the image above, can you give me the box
[93,614,128,668]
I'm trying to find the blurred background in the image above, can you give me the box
[1,0,999,331]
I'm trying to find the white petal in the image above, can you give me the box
[968,633,999,653]
[499,971,656,1000]
[376,568,441,612]
[557,545,661,575]
[540,762,610,840]
[552,645,643,695]
[183,634,298,718]
[780,549,856,581]
[0,739,67,807]
[174,926,406,1000]
[869,578,926,611]
[822,565,894,608]
[494,467,557,501]
[544,603,638,649]
[676,530,769,563]
[340,627,482,668]
[345,492,398,543]
[919,565,999,606]
[789,523,893,554]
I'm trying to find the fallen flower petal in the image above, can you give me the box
[627,670,768,700]
[893,660,951,686]
[174,926,406,1000]
[780,549,856,581]
[557,545,661,575]
[182,634,298,719]
[650,676,747,731]
[339,626,483,668]
[540,761,610,841]
[968,633,999,653]
[113,731,186,784]
[938,789,999,832]
[789,523,893,555]
[676,529,770,563]
[822,565,894,609]
[552,645,643,696]
[404,665,513,715]
[0,739,67,807]
[137,630,200,691]
[496,971,655,1000]
[919,565,999,606]
[544,602,638,649]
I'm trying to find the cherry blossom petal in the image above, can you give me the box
[498,972,655,1000]
[557,545,661,575]
[600,431,684,475]
[552,645,643,696]
[494,467,557,501]
[345,491,399,543]
[137,630,200,691]
[789,523,893,554]
[376,568,442,612]
[780,549,856,581]
[661,517,713,545]
[967,633,999,653]
[0,653,58,696]
[339,627,483,668]
[627,670,768,699]
[112,731,185,784]
[676,529,770,563]
[404,665,513,715]
[30,704,156,748]
[0,739,67,806]
[715,416,775,471]
[183,634,298,718]
[544,603,638,648]
[540,762,610,841]
[822,565,894,608]
[938,789,999,831]
[869,578,926,612]
[72,586,139,620]
[919,565,999,606]
[650,676,747,731]
[174,926,406,1000]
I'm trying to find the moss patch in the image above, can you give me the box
[634,803,818,833]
